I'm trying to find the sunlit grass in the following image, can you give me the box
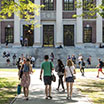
[76,79,104,104]
[76,68,98,73]
[0,76,19,104]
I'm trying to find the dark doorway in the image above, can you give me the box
[43,25,54,47]
[23,25,34,46]
[64,25,74,46]
[5,27,14,43]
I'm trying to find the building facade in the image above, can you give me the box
[0,0,103,48]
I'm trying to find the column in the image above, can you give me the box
[56,0,63,47]
[33,0,41,47]
[76,0,83,45]
[96,0,102,44]
[0,22,1,47]
[13,0,21,47]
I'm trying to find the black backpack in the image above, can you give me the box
[82,61,85,66]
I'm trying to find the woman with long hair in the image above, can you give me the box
[64,59,76,100]
[56,59,65,92]
[20,58,33,100]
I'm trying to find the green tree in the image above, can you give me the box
[73,0,104,18]
[0,0,44,28]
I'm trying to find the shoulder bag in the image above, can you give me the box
[68,66,76,80]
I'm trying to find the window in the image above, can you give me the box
[5,27,14,43]
[83,0,94,11]
[84,27,92,43]
[42,0,54,10]
[63,0,74,11]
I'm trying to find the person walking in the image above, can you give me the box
[20,59,33,100]
[71,54,76,67]
[55,59,65,92]
[96,58,104,78]
[64,59,76,100]
[50,52,54,62]
[40,55,54,99]
[80,58,85,76]
[87,56,91,67]
[12,54,16,65]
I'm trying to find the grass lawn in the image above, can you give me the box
[76,79,104,104]
[76,68,98,72]
[0,69,19,104]
[0,68,18,72]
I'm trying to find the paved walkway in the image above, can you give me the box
[12,70,100,104]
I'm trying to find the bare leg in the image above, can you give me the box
[70,83,73,99]
[97,71,99,77]
[45,85,48,98]
[101,71,104,75]
[23,87,26,97]
[49,85,51,96]
[66,82,69,97]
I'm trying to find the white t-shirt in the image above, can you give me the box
[65,66,75,78]
[78,56,82,61]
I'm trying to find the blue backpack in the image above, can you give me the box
[23,64,30,72]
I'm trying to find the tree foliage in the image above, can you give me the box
[73,0,104,19]
[0,0,44,28]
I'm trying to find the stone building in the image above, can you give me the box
[0,0,103,48]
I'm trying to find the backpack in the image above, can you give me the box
[82,61,85,66]
[24,64,30,72]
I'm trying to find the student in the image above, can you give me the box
[64,59,76,100]
[20,59,33,100]
[50,52,54,62]
[80,58,85,76]
[71,54,76,67]
[40,55,54,99]
[12,54,16,65]
[87,56,91,67]
[78,54,82,66]
[96,58,104,78]
[56,59,65,92]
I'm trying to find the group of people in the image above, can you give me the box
[3,51,16,66]
[18,54,76,100]
[17,52,104,101]
[20,36,28,46]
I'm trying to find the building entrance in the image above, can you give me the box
[43,25,54,47]
[64,25,74,46]
[23,25,34,46]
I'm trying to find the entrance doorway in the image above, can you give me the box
[23,25,34,46]
[64,25,74,46]
[43,25,54,47]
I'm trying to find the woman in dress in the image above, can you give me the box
[20,58,33,100]
[56,59,65,92]
[64,59,76,100]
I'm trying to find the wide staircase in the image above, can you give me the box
[0,47,104,68]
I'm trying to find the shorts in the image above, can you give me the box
[66,77,74,83]
[44,76,52,85]
[98,68,102,72]
[88,61,91,65]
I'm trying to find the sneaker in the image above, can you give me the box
[62,89,65,92]
[97,75,99,78]
[48,96,52,99]
[45,97,48,100]
[26,97,29,100]
[66,96,69,100]
[56,88,59,91]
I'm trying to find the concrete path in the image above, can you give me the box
[12,69,96,104]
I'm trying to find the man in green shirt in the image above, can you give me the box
[40,55,54,99]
